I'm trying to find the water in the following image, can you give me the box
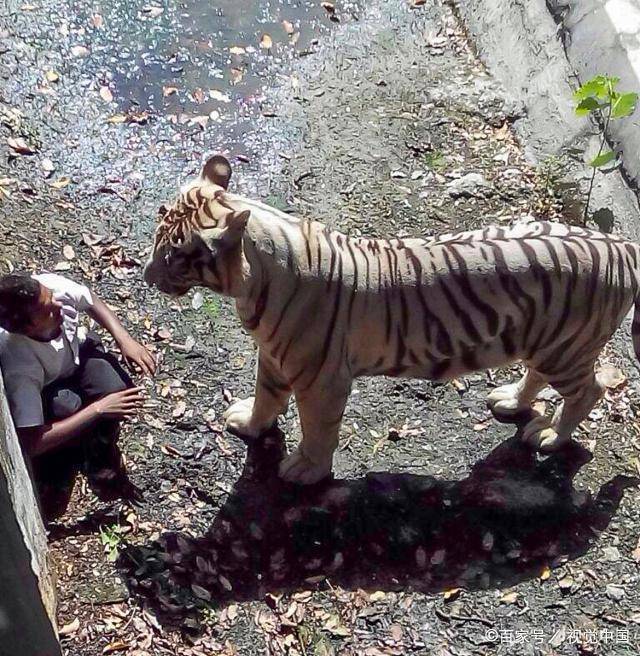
[77,0,362,116]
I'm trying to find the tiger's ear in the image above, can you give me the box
[201,154,232,189]
[228,209,250,232]
[206,209,250,250]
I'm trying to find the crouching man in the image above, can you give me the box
[0,272,156,517]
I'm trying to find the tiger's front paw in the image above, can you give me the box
[278,447,332,485]
[223,397,273,438]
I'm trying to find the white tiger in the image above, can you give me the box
[144,155,640,484]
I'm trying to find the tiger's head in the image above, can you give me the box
[144,155,250,297]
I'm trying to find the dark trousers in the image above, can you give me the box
[33,333,136,519]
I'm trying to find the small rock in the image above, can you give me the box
[446,173,492,198]
[558,575,574,592]
[537,387,561,401]
[191,291,204,310]
[602,546,621,562]
[606,584,625,601]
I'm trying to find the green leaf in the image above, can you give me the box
[590,150,616,167]
[611,92,638,118]
[575,96,602,116]
[574,75,610,101]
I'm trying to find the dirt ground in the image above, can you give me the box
[1,0,640,655]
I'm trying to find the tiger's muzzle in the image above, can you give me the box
[143,258,190,297]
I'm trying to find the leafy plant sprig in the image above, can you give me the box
[573,74,638,223]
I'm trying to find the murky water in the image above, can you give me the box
[78,0,362,116]
[0,0,365,238]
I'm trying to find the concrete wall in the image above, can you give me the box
[454,0,640,243]
[0,375,61,656]
[550,0,640,186]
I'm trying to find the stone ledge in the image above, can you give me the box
[0,373,60,656]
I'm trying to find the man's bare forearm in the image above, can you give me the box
[18,402,102,456]
[88,293,134,347]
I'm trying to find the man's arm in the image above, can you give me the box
[18,387,145,457]
[87,293,156,376]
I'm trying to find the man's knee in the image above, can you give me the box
[50,389,82,418]
[82,357,128,398]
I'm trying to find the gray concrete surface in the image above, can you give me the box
[0,375,60,656]
[454,0,640,242]
[548,0,640,186]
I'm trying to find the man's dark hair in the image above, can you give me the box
[0,273,40,333]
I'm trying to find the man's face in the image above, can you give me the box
[22,284,64,341]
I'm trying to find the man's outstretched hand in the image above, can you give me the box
[93,387,146,419]
[118,338,156,376]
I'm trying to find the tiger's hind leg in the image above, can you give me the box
[522,364,604,452]
[487,368,546,420]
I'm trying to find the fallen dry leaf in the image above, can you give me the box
[70,45,89,57]
[229,45,246,55]
[282,19,295,35]
[142,5,163,18]
[191,584,211,601]
[41,158,55,175]
[192,87,206,104]
[90,13,103,28]
[389,623,403,641]
[160,444,182,458]
[54,261,72,271]
[189,115,209,129]
[500,591,518,604]
[107,114,127,124]
[162,86,178,97]
[255,608,278,633]
[82,232,105,246]
[45,70,59,83]
[99,86,114,102]
[7,137,35,155]
[230,67,244,85]
[51,177,71,189]
[260,33,273,49]
[443,588,461,602]
[209,89,230,103]
[154,326,172,341]
[323,614,350,637]
[58,617,80,637]
[599,364,626,390]
[103,642,128,655]
[172,401,186,418]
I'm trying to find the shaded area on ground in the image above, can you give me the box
[119,426,638,632]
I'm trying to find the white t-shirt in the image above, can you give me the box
[0,273,93,428]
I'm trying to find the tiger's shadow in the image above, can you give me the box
[119,427,638,630]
